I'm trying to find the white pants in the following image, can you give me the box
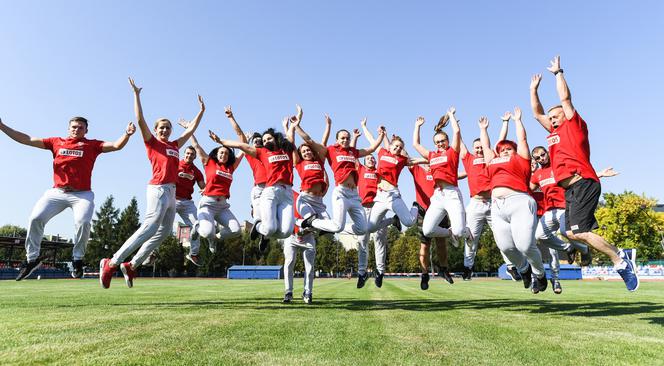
[250,184,265,223]
[176,199,200,255]
[331,185,367,235]
[358,206,388,274]
[491,193,545,276]
[283,233,316,295]
[112,184,176,268]
[25,188,95,261]
[464,197,516,268]
[197,196,241,243]
[296,192,336,232]
[537,242,560,280]
[536,208,588,253]
[256,184,294,239]
[423,186,466,238]
[367,188,417,233]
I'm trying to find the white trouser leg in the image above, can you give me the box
[464,198,490,268]
[535,210,568,251]
[112,184,174,266]
[250,185,264,223]
[275,186,294,239]
[200,196,241,240]
[423,186,466,238]
[333,186,366,235]
[176,199,200,255]
[283,239,296,293]
[257,185,293,238]
[357,206,371,275]
[373,223,388,273]
[549,247,560,280]
[297,193,338,233]
[196,196,219,241]
[302,235,316,295]
[70,191,95,261]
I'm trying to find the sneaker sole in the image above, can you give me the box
[17,261,43,281]
[625,249,640,292]
[120,264,134,288]
[186,255,202,267]
[99,259,110,289]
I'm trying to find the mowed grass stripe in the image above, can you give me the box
[1,278,663,365]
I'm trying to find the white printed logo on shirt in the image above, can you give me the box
[215,170,233,180]
[364,172,377,180]
[547,135,560,146]
[489,156,510,165]
[178,172,195,180]
[380,155,399,165]
[58,149,84,157]
[429,156,448,166]
[473,157,485,165]
[304,163,322,171]
[336,155,356,163]
[166,149,179,158]
[426,175,433,181]
[539,177,556,187]
[268,154,290,163]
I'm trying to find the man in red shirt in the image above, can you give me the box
[0,116,136,280]
[175,146,205,265]
[530,56,638,291]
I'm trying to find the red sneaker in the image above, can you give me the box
[99,258,116,289]
[120,262,137,288]
[186,254,201,267]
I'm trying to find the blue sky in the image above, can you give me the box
[1,1,662,239]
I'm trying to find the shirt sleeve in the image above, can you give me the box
[42,137,55,152]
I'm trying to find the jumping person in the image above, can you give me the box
[293,114,385,236]
[459,113,510,280]
[479,108,548,293]
[283,191,316,304]
[413,108,472,246]
[189,129,243,257]
[1,115,136,280]
[530,56,638,291]
[215,107,298,248]
[100,78,205,288]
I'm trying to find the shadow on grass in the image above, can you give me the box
[98,298,664,324]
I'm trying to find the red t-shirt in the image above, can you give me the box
[428,147,459,187]
[530,190,545,217]
[377,148,408,186]
[357,164,378,206]
[43,137,104,191]
[486,154,531,192]
[176,160,204,200]
[145,138,180,185]
[461,153,491,196]
[326,144,360,185]
[295,159,327,193]
[203,159,235,198]
[530,166,566,211]
[246,154,267,185]
[547,111,599,184]
[254,147,293,186]
[409,165,435,210]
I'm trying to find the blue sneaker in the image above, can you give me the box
[616,249,639,292]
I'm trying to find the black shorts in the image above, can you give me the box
[417,214,451,244]
[565,178,601,234]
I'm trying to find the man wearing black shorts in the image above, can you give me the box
[530,56,638,291]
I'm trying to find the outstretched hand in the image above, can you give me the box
[512,107,522,121]
[198,95,205,111]
[353,128,361,138]
[501,111,511,122]
[126,122,136,135]
[128,77,142,94]
[296,104,303,121]
[599,167,619,177]
[224,105,233,118]
[530,74,542,90]
[377,125,386,136]
[325,113,332,125]
[177,118,191,129]
[547,55,561,74]
[360,117,367,127]
[208,130,222,144]
[415,116,425,127]
[478,116,489,129]
[447,107,456,119]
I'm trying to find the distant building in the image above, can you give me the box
[654,204,664,213]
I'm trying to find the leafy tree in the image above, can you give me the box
[0,224,27,237]
[85,196,119,265]
[116,197,141,251]
[157,235,184,276]
[596,191,664,261]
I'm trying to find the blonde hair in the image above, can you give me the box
[154,118,172,129]
[547,105,563,114]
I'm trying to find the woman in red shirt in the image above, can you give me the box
[100,78,205,289]
[479,107,546,294]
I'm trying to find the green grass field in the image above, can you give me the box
[1,277,664,365]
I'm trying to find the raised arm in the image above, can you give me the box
[294,121,327,159]
[101,122,136,152]
[350,128,361,148]
[597,167,619,179]
[513,107,530,160]
[406,157,428,166]
[321,114,331,145]
[478,116,495,162]
[529,73,552,132]
[412,116,430,159]
[498,112,510,141]
[360,118,376,145]
[459,136,469,159]
[128,77,152,142]
[176,95,205,147]
[225,106,248,144]
[233,151,245,170]
[0,118,46,149]
[210,130,257,157]
[548,55,575,120]
[358,127,385,157]
[448,107,461,153]
[190,134,210,165]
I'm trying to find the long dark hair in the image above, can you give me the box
[208,145,236,168]
[262,128,295,153]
